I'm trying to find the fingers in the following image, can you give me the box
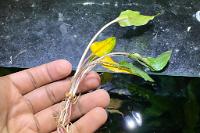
[24,71,100,113]
[71,89,109,120]
[51,107,107,133]
[35,89,110,133]
[70,107,107,133]
[8,60,72,95]
[78,71,101,92]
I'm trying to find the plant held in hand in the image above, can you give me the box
[57,10,172,133]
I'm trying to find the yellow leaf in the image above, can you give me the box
[100,56,131,73]
[90,37,116,57]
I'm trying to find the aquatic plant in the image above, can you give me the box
[56,10,172,132]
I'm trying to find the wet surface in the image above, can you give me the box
[0,0,200,77]
[97,73,200,133]
[0,67,200,132]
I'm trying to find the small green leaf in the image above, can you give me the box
[145,51,172,71]
[117,10,156,27]
[90,37,116,57]
[128,50,172,71]
[119,61,154,82]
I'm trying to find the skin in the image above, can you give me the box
[0,60,110,133]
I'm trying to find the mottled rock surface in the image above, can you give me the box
[0,0,200,77]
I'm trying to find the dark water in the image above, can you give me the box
[97,73,200,133]
[1,68,200,133]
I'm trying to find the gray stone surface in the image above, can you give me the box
[0,0,200,77]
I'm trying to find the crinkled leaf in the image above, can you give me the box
[128,50,172,71]
[119,61,154,82]
[90,37,116,57]
[117,10,156,27]
[100,56,130,73]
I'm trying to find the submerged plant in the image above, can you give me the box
[56,10,172,132]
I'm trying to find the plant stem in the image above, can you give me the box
[75,18,119,76]
[71,52,129,94]
[93,52,129,63]
[57,17,127,131]
[69,18,120,96]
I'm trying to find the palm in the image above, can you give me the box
[1,84,38,133]
[0,60,110,133]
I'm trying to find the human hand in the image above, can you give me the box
[0,60,110,133]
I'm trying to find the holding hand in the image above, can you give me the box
[0,60,110,133]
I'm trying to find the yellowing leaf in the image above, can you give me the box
[117,10,156,27]
[90,37,116,57]
[100,56,130,73]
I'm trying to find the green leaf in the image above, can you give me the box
[90,37,116,57]
[128,50,172,71]
[119,61,154,82]
[117,10,156,27]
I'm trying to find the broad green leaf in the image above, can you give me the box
[119,61,154,82]
[144,51,172,71]
[90,37,116,57]
[100,56,131,73]
[128,50,172,71]
[117,10,156,27]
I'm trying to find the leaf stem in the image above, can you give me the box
[70,52,129,94]
[93,52,129,63]
[75,18,120,76]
